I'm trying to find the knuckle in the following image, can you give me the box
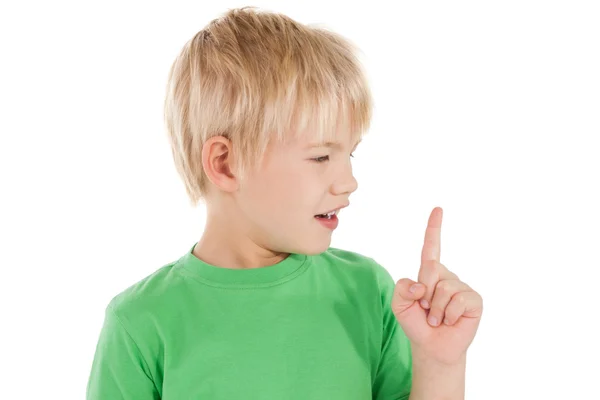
[444,306,459,322]
[397,278,412,286]
[436,280,451,294]
[444,313,457,325]
[443,307,456,318]
[453,292,466,304]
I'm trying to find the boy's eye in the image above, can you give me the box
[311,154,354,163]
[311,153,354,163]
[312,155,329,162]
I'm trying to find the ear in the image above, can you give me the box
[201,136,238,193]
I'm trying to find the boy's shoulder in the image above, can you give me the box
[106,259,185,319]
[322,247,394,283]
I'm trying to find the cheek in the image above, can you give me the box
[244,165,323,225]
[269,165,313,195]
[244,172,298,216]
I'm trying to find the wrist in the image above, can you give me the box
[409,346,466,400]
[411,344,467,368]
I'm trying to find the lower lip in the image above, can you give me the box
[315,215,339,230]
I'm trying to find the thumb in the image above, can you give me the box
[391,278,426,317]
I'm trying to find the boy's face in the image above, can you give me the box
[236,128,360,255]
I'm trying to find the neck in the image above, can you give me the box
[193,204,288,270]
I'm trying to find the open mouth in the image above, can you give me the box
[314,210,337,219]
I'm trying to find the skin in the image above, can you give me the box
[394,207,484,399]
[194,127,483,398]
[193,126,360,270]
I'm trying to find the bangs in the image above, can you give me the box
[286,81,370,147]
[259,27,372,147]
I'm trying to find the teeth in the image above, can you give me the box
[316,209,339,219]
[323,210,336,218]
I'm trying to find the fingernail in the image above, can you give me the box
[420,299,430,309]
[444,318,451,325]
[409,284,419,293]
[428,315,438,326]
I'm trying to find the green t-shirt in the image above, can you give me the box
[86,244,412,399]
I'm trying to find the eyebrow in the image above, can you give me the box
[305,139,362,150]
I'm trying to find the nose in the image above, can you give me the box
[331,160,358,196]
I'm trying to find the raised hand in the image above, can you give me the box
[391,207,483,365]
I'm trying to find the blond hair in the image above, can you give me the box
[163,7,373,207]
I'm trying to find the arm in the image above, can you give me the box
[408,350,465,400]
[371,261,412,400]
[391,207,482,400]
[86,305,160,400]
[370,266,470,400]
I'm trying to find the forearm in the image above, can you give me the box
[408,350,466,400]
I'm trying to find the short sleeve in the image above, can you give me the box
[371,260,412,400]
[86,304,160,400]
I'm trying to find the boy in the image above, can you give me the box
[86,7,483,399]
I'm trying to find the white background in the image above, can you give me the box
[1,1,599,398]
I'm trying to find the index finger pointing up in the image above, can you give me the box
[421,207,443,264]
